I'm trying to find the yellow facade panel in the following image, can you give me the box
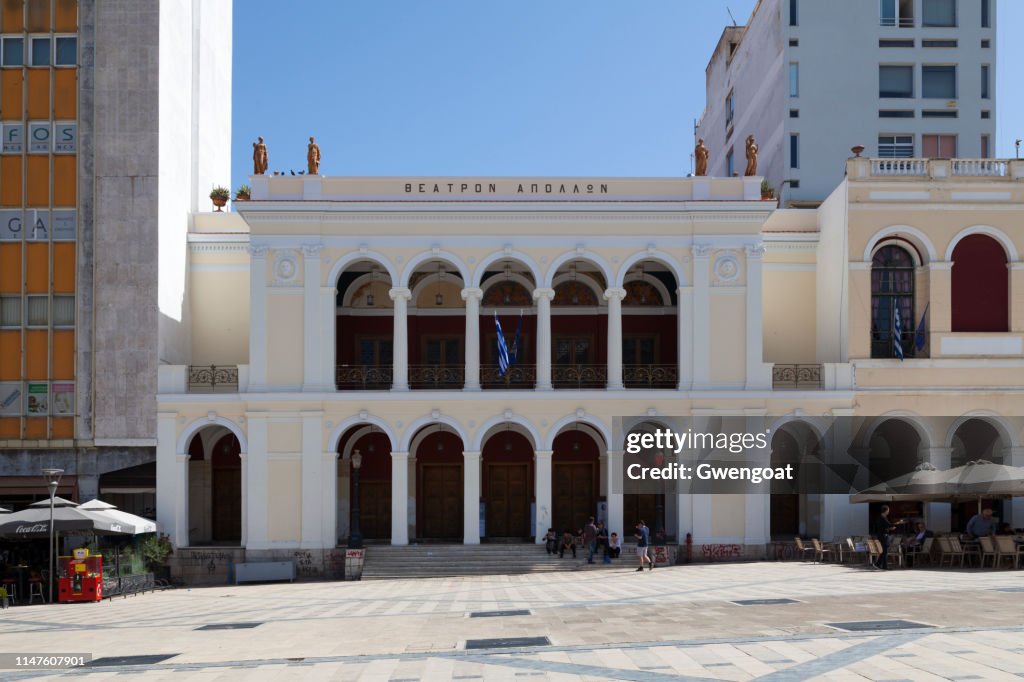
[26,0,49,32]
[1,0,23,32]
[25,242,47,292]
[24,417,46,439]
[0,242,20,293]
[25,329,47,379]
[0,330,19,380]
[53,155,75,206]
[1,70,23,120]
[51,417,73,439]
[26,155,48,207]
[26,69,50,119]
[0,156,21,206]
[52,329,73,379]
[54,69,76,119]
[53,242,74,293]
[55,0,77,32]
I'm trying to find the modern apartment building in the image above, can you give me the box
[0,0,230,513]
[696,0,996,204]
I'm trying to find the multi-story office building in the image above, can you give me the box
[696,0,996,204]
[0,1,230,512]
[156,157,1024,581]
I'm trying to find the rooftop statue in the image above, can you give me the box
[253,136,269,175]
[307,136,321,175]
[744,135,758,177]
[695,138,709,177]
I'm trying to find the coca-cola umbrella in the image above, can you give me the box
[0,497,132,538]
[77,499,157,535]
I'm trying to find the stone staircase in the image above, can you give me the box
[360,543,622,579]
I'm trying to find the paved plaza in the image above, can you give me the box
[2,561,1024,680]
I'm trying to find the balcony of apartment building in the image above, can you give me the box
[332,256,681,392]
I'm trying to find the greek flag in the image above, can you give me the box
[893,306,904,361]
[495,312,510,376]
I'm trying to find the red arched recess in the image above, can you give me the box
[952,235,1008,332]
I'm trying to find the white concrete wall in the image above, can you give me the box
[815,180,848,363]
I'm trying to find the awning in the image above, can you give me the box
[0,475,78,497]
[99,463,155,494]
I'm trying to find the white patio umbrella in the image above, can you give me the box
[934,460,1024,513]
[77,499,157,535]
[849,462,949,504]
[0,497,130,537]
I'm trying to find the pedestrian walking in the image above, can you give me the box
[871,505,900,570]
[635,520,653,571]
[596,522,610,564]
[584,517,598,564]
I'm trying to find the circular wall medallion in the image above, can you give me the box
[714,255,740,283]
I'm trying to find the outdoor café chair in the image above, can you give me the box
[811,538,833,563]
[866,538,883,567]
[937,536,964,567]
[793,537,815,562]
[978,536,998,568]
[887,536,904,568]
[994,535,1021,569]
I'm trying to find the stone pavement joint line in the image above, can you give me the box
[458,652,719,681]
[752,632,926,681]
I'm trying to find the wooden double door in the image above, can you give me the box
[212,466,241,543]
[359,481,392,540]
[419,464,463,539]
[552,462,595,534]
[485,463,530,539]
[624,494,660,538]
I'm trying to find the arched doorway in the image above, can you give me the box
[480,260,537,389]
[337,426,393,542]
[621,259,678,389]
[186,428,241,545]
[414,426,464,540]
[769,421,822,539]
[551,427,600,535]
[866,419,924,528]
[950,418,1005,530]
[408,259,466,389]
[336,259,394,390]
[550,259,608,388]
[482,429,534,540]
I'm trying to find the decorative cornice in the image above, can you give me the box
[189,243,250,253]
[240,210,773,225]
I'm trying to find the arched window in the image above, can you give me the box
[952,234,1008,332]
[871,245,915,358]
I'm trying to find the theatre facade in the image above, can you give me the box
[155,157,1024,576]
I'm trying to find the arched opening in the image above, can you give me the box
[414,426,464,540]
[480,260,537,389]
[481,428,534,540]
[408,260,466,389]
[769,422,822,539]
[871,244,916,359]
[952,235,1008,332]
[337,426,393,542]
[621,260,678,388]
[622,420,669,541]
[551,426,601,536]
[950,418,1005,530]
[867,419,923,526]
[187,429,241,545]
[336,259,394,390]
[551,259,608,388]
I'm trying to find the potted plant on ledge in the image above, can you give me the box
[235,184,251,201]
[760,179,775,200]
[209,186,230,211]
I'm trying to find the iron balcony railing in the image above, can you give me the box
[335,365,392,391]
[408,365,464,389]
[481,364,536,389]
[552,364,607,389]
[188,365,239,393]
[623,364,679,389]
[771,364,823,390]
[870,331,926,360]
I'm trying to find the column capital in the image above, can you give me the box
[391,450,411,460]
[175,454,190,463]
[302,244,323,258]
[927,261,953,272]
[744,243,766,259]
[606,449,624,457]
[604,287,626,301]
[461,287,483,301]
[462,450,482,459]
[534,450,554,459]
[532,287,555,301]
[692,243,714,259]
[321,451,339,460]
[677,286,693,295]
[389,287,412,301]
[249,244,269,258]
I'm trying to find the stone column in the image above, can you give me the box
[320,285,337,390]
[302,246,323,391]
[606,449,624,537]
[692,245,712,387]
[677,286,693,390]
[156,412,180,545]
[300,412,323,548]
[462,288,482,390]
[321,452,338,547]
[407,455,417,542]
[245,413,269,549]
[744,244,769,389]
[604,287,626,390]
[389,287,412,391]
[238,453,248,547]
[922,446,953,533]
[534,450,553,543]
[1011,265,1024,333]
[174,454,189,549]
[463,451,482,544]
[248,246,268,390]
[391,451,410,545]
[533,288,554,390]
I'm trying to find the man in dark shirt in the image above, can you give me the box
[584,517,598,564]
[635,520,653,572]
[872,505,899,570]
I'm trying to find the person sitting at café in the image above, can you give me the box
[907,522,933,547]
[607,532,622,559]
[966,508,997,539]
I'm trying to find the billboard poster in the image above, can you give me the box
[26,382,48,415]
[52,383,74,416]
[0,383,20,416]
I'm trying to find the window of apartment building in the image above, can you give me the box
[879,65,914,98]
[1,36,23,66]
[981,110,991,119]
[789,134,799,169]
[922,39,957,47]
[981,39,990,48]
[878,134,915,158]
[981,64,990,99]
[922,0,956,27]
[922,133,957,157]
[789,0,798,26]
[789,109,799,118]
[26,296,47,326]
[871,245,915,359]
[922,110,957,118]
[726,148,735,176]
[0,296,20,327]
[879,39,915,48]
[29,36,49,66]
[981,134,991,159]
[922,65,956,98]
[880,0,914,27]
[789,63,799,97]
[53,295,74,327]
[879,110,915,118]
[981,0,991,27]
[54,36,76,67]
[725,90,734,128]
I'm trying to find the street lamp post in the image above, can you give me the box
[42,468,63,604]
[348,450,363,549]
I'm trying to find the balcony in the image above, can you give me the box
[481,364,536,389]
[409,365,464,390]
[771,364,822,390]
[857,158,1023,181]
[552,364,607,389]
[187,365,239,393]
[335,365,392,391]
[623,364,678,389]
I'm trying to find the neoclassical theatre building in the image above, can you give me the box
[156,157,1024,575]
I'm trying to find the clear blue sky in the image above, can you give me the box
[231,0,1022,189]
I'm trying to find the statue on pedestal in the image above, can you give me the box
[744,135,758,176]
[253,136,269,175]
[307,136,321,175]
[694,139,709,176]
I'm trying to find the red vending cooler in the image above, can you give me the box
[58,549,103,602]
